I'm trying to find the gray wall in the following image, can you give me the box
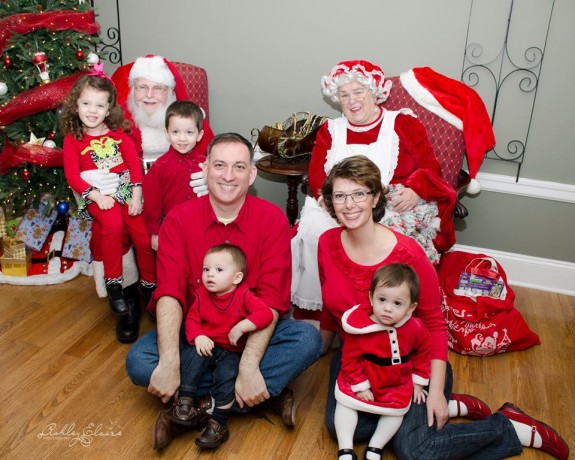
[96,0,575,263]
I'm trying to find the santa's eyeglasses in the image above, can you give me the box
[134,84,169,95]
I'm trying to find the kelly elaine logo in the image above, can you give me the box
[37,421,123,447]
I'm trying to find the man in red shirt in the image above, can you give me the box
[125,132,323,450]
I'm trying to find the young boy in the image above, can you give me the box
[142,100,206,250]
[173,244,274,449]
[334,263,431,460]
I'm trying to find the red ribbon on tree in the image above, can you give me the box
[0,141,64,174]
[0,10,100,53]
[0,72,86,126]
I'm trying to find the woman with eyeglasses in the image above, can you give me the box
[291,60,456,317]
[318,156,568,460]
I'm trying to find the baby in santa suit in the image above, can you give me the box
[334,263,431,460]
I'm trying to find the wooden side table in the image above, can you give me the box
[256,155,309,227]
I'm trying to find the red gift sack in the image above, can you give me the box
[438,251,540,356]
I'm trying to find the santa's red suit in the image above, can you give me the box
[335,301,431,416]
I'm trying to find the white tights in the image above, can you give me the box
[335,403,404,459]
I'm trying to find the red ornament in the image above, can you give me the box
[32,51,48,66]
[32,51,50,84]
[22,169,31,181]
[3,56,12,68]
[47,132,56,140]
[76,49,85,61]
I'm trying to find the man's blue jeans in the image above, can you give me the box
[126,319,322,408]
[325,351,522,460]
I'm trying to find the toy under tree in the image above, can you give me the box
[0,0,102,281]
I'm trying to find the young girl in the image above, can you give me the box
[334,263,431,460]
[61,72,156,319]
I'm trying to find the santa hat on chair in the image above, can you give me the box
[111,55,189,107]
[400,67,495,194]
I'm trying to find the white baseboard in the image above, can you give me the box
[475,172,575,203]
[453,244,575,297]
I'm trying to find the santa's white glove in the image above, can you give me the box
[190,166,208,197]
[81,169,120,196]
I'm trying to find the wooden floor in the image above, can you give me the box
[0,275,573,459]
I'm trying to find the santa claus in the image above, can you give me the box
[82,55,214,343]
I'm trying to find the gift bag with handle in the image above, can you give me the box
[438,251,540,356]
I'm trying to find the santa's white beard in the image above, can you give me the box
[128,90,176,160]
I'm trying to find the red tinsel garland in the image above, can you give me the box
[0,10,100,53]
[0,72,86,126]
[0,141,64,174]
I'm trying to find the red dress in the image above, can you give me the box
[336,301,431,416]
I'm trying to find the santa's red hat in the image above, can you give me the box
[400,67,495,193]
[321,60,393,104]
[110,55,188,107]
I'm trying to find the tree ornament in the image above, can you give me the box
[22,169,31,181]
[56,201,70,214]
[3,55,12,68]
[47,131,56,140]
[86,52,99,70]
[76,49,85,61]
[43,139,56,149]
[28,132,45,146]
[32,51,51,84]
[0,81,7,96]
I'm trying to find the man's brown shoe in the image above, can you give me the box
[171,395,211,427]
[195,418,229,449]
[268,388,296,427]
[152,407,190,450]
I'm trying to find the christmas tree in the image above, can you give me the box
[0,0,102,220]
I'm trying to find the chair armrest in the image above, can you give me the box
[453,169,471,219]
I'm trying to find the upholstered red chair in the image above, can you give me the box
[382,76,471,218]
[172,62,210,123]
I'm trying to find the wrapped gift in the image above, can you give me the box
[4,216,21,238]
[62,217,93,262]
[14,202,58,251]
[3,237,27,258]
[1,248,31,276]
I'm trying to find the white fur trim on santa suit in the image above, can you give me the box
[413,373,429,387]
[129,55,175,88]
[335,381,411,416]
[341,304,412,335]
[400,69,463,130]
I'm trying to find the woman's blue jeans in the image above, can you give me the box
[325,351,522,460]
[126,318,322,410]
